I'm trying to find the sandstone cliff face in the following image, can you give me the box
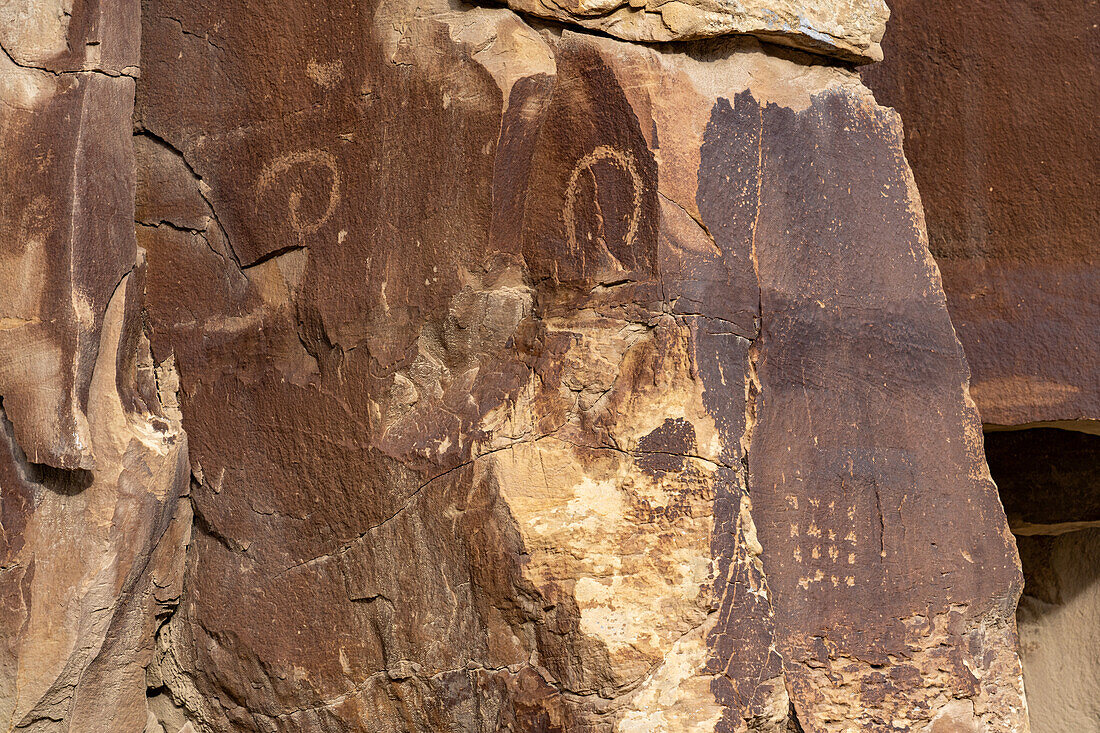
[1,1,191,730]
[863,0,1099,431]
[864,7,1098,733]
[1,0,1034,730]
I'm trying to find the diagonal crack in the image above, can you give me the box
[0,39,136,78]
[270,441,521,579]
[133,130,240,266]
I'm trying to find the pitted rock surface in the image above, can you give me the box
[863,0,1099,429]
[0,0,1039,731]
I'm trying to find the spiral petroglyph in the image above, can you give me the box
[257,149,341,236]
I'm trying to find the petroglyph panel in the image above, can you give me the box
[0,1,1033,731]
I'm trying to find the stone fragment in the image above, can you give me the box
[745,88,1025,732]
[477,0,889,63]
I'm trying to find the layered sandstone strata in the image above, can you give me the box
[0,0,1034,730]
[474,0,889,62]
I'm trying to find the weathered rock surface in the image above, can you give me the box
[0,0,1037,730]
[1,1,191,730]
[984,426,1100,733]
[126,0,1027,730]
[477,0,888,62]
[866,7,1098,729]
[862,0,1099,430]
[0,2,139,470]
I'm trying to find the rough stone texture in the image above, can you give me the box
[0,279,191,732]
[1016,529,1100,733]
[865,7,1099,728]
[0,0,140,74]
[0,25,138,470]
[126,0,1027,730]
[0,1,191,730]
[0,0,1037,730]
[862,0,1100,430]
[476,0,888,63]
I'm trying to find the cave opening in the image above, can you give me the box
[986,427,1100,732]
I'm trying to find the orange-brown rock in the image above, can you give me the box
[474,0,889,62]
[1,1,190,730]
[0,0,1037,730]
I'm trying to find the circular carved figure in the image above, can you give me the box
[257,149,341,237]
[563,145,642,261]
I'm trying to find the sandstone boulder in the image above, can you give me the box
[475,0,888,62]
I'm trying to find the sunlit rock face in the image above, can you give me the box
[0,1,191,730]
[471,0,889,62]
[985,428,1100,733]
[1016,529,1100,733]
[866,7,1099,733]
[0,0,1036,730]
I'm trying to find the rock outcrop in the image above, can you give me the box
[475,0,889,62]
[866,7,1099,732]
[0,1,191,729]
[1,0,1039,730]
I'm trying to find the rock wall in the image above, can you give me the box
[862,0,1099,431]
[476,0,889,62]
[866,6,1099,732]
[0,1,191,729]
[0,0,1038,731]
[985,428,1100,733]
[1016,529,1100,733]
